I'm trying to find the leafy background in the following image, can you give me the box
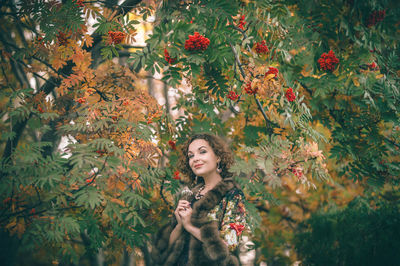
[0,0,399,265]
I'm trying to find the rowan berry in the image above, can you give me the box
[244,81,257,95]
[184,32,210,51]
[168,140,176,150]
[227,91,239,101]
[173,171,181,180]
[265,67,279,78]
[367,10,386,27]
[238,15,246,30]
[285,87,296,102]
[317,50,339,71]
[164,49,176,64]
[108,31,125,45]
[255,40,269,54]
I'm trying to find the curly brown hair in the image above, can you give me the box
[177,133,234,186]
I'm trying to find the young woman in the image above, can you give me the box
[151,133,250,266]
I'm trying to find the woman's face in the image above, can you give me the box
[187,139,220,178]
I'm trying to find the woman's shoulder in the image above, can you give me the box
[224,186,245,201]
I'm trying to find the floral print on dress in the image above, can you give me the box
[206,188,250,252]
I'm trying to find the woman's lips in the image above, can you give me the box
[194,164,203,169]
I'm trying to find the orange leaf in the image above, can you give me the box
[71,48,85,65]
[51,56,67,71]
[116,181,126,191]
[83,34,93,47]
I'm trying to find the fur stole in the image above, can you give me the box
[151,177,240,266]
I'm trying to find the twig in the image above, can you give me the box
[299,81,313,96]
[160,180,173,211]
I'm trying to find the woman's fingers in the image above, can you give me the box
[178,200,190,206]
[179,207,192,213]
[177,201,190,209]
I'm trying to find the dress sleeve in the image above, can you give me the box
[208,189,250,252]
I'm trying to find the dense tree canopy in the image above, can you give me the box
[0,0,399,265]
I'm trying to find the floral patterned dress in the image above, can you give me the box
[206,188,251,252]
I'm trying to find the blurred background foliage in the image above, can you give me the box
[0,0,399,265]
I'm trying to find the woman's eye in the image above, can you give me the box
[188,154,194,159]
[200,150,207,154]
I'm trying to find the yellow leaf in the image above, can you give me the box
[5,217,17,230]
[311,73,327,79]
[332,67,339,76]
[264,74,276,81]
[352,77,360,87]
[87,93,101,104]
[375,74,384,79]
[110,198,126,207]
[273,127,284,135]
[14,218,26,237]
[301,64,312,77]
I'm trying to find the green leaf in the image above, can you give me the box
[75,187,104,209]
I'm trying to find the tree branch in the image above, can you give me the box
[229,41,276,128]
[160,180,173,211]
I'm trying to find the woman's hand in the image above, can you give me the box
[178,206,193,229]
[178,207,203,242]
[175,200,190,225]
[169,200,189,246]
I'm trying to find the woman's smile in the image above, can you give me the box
[194,163,204,169]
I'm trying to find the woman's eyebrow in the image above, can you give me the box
[188,146,207,154]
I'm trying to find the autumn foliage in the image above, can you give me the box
[0,0,399,265]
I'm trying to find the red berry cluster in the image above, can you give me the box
[238,15,246,30]
[227,91,239,101]
[317,50,339,71]
[86,177,95,183]
[244,81,257,95]
[168,140,176,150]
[173,171,181,180]
[36,36,45,45]
[265,67,279,78]
[184,32,210,51]
[292,167,303,178]
[57,31,68,46]
[285,87,296,102]
[255,40,269,54]
[164,49,176,64]
[367,10,386,27]
[368,62,378,70]
[73,0,84,7]
[108,31,125,45]
[76,97,86,104]
[96,149,106,157]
